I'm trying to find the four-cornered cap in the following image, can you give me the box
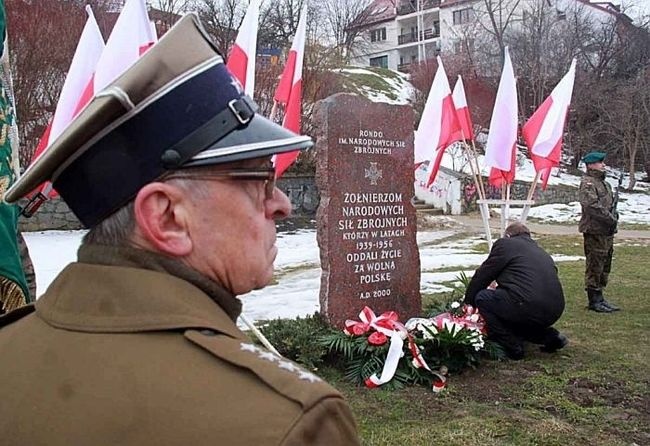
[582,151,606,165]
[4,13,312,228]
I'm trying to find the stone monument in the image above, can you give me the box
[315,93,421,328]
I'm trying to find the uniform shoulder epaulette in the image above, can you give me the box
[0,304,35,329]
[184,329,342,409]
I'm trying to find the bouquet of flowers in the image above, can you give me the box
[320,303,499,391]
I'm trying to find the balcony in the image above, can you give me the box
[397,63,413,73]
[397,27,440,45]
[397,0,441,15]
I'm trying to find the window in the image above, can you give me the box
[370,27,387,42]
[452,8,474,25]
[369,55,388,68]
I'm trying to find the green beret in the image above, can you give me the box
[582,151,606,164]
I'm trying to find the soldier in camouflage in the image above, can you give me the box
[578,151,621,313]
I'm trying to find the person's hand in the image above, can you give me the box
[487,281,498,290]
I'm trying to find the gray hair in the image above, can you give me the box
[82,176,210,246]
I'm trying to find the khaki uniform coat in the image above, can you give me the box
[0,246,359,446]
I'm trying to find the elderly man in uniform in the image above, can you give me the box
[578,151,621,313]
[464,222,567,360]
[0,15,359,446]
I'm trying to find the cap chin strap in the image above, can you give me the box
[161,95,258,169]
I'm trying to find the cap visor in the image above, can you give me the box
[184,114,313,167]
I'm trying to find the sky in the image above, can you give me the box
[23,169,649,326]
[603,0,650,22]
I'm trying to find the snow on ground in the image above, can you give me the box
[336,67,415,105]
[22,167,649,324]
[22,227,587,325]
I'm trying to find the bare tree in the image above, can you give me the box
[476,0,521,63]
[194,0,246,56]
[320,0,373,63]
[258,0,307,50]
[6,0,100,166]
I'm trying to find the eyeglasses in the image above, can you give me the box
[162,167,277,200]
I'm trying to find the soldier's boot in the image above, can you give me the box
[600,291,621,311]
[587,288,613,313]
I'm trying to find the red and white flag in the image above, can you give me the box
[227,0,260,96]
[522,59,576,189]
[452,75,474,141]
[93,0,156,93]
[29,0,155,202]
[485,47,518,187]
[273,7,307,178]
[413,56,461,186]
[30,6,104,197]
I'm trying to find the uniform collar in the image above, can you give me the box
[586,168,606,180]
[35,244,244,338]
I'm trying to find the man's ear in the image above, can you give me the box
[132,182,193,256]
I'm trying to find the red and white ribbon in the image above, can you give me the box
[345,307,408,389]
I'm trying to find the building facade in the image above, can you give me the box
[350,0,625,72]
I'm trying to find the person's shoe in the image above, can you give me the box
[587,288,614,313]
[540,333,568,353]
[588,301,614,312]
[602,299,621,311]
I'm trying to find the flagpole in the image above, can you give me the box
[460,134,483,200]
[239,314,282,357]
[520,170,541,223]
[504,183,512,234]
[527,171,542,201]
[469,139,486,198]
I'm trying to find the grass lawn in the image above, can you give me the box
[324,234,650,446]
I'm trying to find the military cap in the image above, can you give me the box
[4,14,312,227]
[582,151,606,164]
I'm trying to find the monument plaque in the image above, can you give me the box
[315,93,421,328]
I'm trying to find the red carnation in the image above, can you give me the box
[368,331,388,346]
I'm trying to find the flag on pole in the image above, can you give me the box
[227,0,260,96]
[273,6,307,178]
[31,6,104,173]
[93,0,156,92]
[484,47,518,187]
[0,0,29,313]
[26,0,155,208]
[452,75,474,141]
[522,59,576,189]
[413,56,461,186]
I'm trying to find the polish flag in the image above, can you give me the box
[414,56,461,186]
[273,7,307,178]
[522,59,576,189]
[485,47,518,187]
[92,0,156,93]
[29,0,155,202]
[227,0,260,96]
[452,75,474,141]
[30,6,104,197]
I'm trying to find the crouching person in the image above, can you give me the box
[0,15,359,446]
[464,222,567,360]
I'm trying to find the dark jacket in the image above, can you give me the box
[578,168,617,235]
[0,244,359,446]
[464,234,565,321]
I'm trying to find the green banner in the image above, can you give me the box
[0,0,30,313]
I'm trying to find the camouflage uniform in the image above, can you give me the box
[578,168,619,311]
[17,231,36,301]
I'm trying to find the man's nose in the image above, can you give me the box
[266,186,292,220]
